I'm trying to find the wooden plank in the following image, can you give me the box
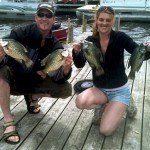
[63,109,93,150]
[0,97,57,150]
[142,59,150,150]
[36,64,91,150]
[62,71,93,150]
[82,125,105,150]
[37,95,82,150]
[122,60,146,150]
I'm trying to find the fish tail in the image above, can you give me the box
[25,59,33,68]
[47,70,58,77]
[128,71,135,80]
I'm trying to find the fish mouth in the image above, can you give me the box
[61,50,68,57]
[0,39,8,47]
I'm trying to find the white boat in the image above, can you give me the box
[0,0,53,21]
[0,0,100,20]
[76,0,150,22]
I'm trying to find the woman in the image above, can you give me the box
[72,6,150,136]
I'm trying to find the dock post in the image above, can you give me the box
[81,12,87,33]
[67,18,73,44]
[115,13,121,31]
[85,0,88,5]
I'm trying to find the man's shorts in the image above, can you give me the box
[0,65,72,99]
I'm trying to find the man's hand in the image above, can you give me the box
[37,70,47,79]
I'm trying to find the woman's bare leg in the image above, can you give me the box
[100,101,127,136]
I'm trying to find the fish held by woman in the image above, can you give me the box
[0,39,33,68]
[128,43,147,80]
[82,40,104,76]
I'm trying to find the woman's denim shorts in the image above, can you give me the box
[99,84,131,106]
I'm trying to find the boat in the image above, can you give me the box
[76,0,150,22]
[54,0,99,14]
[0,0,39,21]
[52,22,68,42]
[0,0,100,20]
[0,5,36,21]
[0,21,68,42]
[0,0,56,21]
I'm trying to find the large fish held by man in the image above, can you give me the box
[128,43,147,80]
[82,40,104,76]
[0,39,33,68]
[39,49,68,77]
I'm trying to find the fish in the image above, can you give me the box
[39,49,68,76]
[0,39,33,68]
[82,40,104,76]
[128,43,147,80]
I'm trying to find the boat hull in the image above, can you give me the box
[52,27,68,42]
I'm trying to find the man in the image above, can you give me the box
[0,2,72,144]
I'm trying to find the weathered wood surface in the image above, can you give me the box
[0,57,150,150]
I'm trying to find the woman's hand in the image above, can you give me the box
[63,53,73,75]
[0,45,6,62]
[73,42,81,55]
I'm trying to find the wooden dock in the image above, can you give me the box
[0,54,150,150]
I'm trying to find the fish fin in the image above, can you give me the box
[41,54,51,66]
[128,71,135,80]
[47,70,57,77]
[23,47,28,53]
[25,59,33,68]
[14,58,23,64]
[136,63,143,72]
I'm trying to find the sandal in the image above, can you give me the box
[24,95,41,114]
[3,121,20,144]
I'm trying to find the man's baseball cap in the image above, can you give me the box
[36,2,55,15]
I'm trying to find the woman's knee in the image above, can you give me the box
[99,124,114,136]
[75,95,87,109]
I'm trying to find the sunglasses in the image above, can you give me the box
[98,6,114,15]
[37,12,53,18]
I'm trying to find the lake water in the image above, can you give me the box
[0,15,150,44]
